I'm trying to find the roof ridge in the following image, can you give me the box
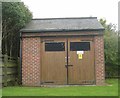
[32,17,97,20]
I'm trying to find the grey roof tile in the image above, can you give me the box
[20,17,104,32]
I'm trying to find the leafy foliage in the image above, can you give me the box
[2,2,32,57]
[99,19,118,77]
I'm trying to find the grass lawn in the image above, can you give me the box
[2,79,118,96]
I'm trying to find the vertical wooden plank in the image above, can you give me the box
[17,57,20,84]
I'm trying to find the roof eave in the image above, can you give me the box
[20,28,105,33]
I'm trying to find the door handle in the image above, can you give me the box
[65,64,73,68]
[68,64,73,66]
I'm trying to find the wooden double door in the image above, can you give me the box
[41,37,95,85]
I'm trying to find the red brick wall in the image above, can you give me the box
[22,35,105,86]
[94,36,105,85]
[22,38,41,86]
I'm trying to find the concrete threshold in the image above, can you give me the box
[40,85,96,87]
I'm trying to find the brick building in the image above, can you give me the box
[20,17,105,86]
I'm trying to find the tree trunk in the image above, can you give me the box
[10,36,13,57]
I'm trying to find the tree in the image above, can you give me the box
[2,2,32,57]
[99,19,118,77]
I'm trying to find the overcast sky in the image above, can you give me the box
[21,0,119,26]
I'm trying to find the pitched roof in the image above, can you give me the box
[20,17,104,32]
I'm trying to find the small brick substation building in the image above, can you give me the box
[20,17,105,86]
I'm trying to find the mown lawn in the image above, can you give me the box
[2,79,118,96]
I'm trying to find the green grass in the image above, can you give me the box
[2,79,118,96]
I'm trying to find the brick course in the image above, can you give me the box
[94,36,105,85]
[22,38,40,86]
